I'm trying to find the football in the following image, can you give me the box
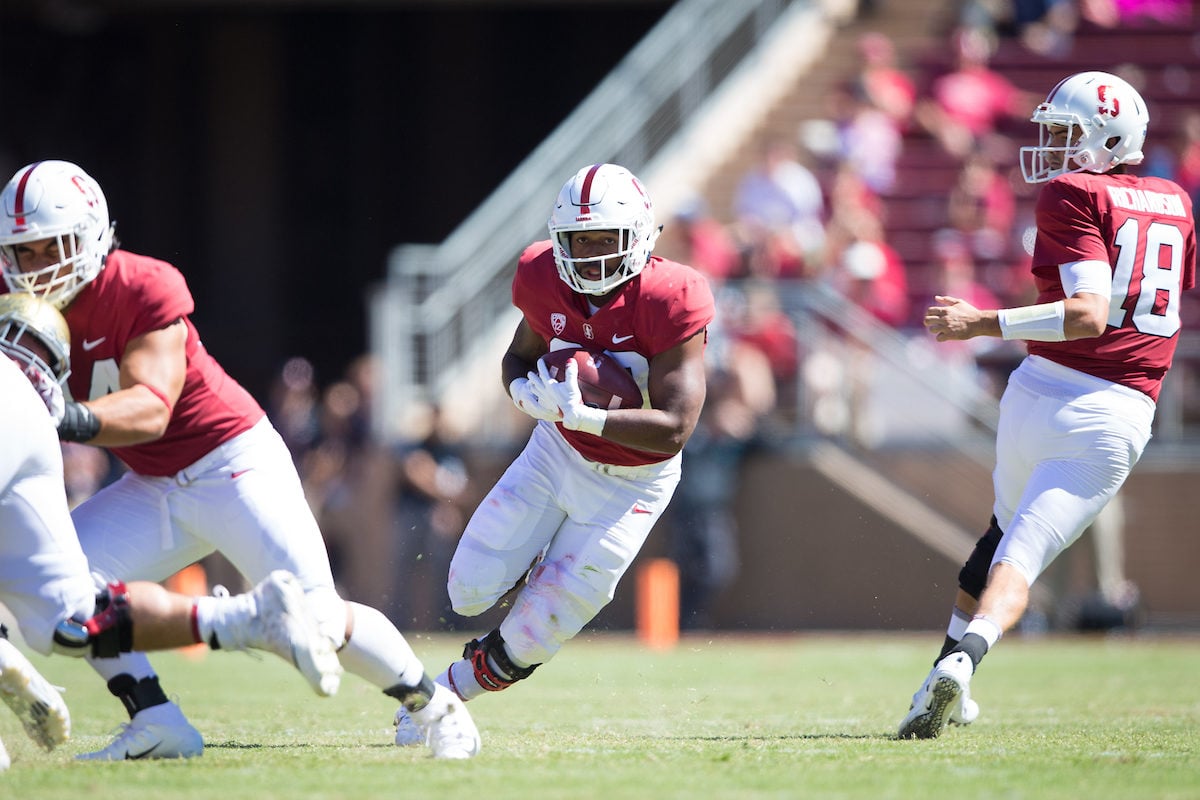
[539,348,642,410]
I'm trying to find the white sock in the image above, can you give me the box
[336,602,426,689]
[86,650,158,682]
[947,607,970,641]
[441,659,489,702]
[194,592,256,650]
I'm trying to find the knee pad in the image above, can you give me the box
[461,629,539,693]
[958,517,1004,600]
[53,581,132,658]
[499,558,611,666]
[51,616,91,657]
[447,553,531,619]
[447,578,502,619]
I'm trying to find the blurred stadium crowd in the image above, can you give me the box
[59,0,1199,632]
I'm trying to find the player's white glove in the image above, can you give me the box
[509,373,561,422]
[25,366,66,424]
[536,358,606,436]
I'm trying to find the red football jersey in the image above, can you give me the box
[513,241,715,466]
[1026,172,1196,401]
[64,250,264,475]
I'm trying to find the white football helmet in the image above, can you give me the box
[548,163,660,295]
[0,292,71,384]
[0,160,115,309]
[1020,71,1149,184]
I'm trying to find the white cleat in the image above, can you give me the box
[407,684,481,759]
[897,652,974,740]
[247,571,343,697]
[393,707,422,747]
[951,695,980,726]
[0,638,70,751]
[77,701,203,761]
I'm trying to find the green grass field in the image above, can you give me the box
[1,632,1197,800]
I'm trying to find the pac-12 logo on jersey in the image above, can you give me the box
[583,323,594,341]
[551,313,566,336]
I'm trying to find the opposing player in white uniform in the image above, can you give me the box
[393,163,715,741]
[900,71,1196,738]
[0,160,479,760]
[0,294,341,767]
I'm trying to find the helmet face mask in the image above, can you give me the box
[1020,71,1149,184]
[0,293,72,385]
[548,164,659,295]
[0,160,114,309]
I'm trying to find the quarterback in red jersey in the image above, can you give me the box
[901,72,1196,739]
[0,160,480,760]
[394,164,714,738]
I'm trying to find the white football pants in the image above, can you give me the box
[991,356,1154,586]
[72,417,345,642]
[448,421,681,666]
[0,361,95,655]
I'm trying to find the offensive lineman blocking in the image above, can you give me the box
[0,160,479,759]
[0,294,341,766]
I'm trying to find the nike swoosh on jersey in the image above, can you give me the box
[612,334,634,344]
[631,504,653,514]
[81,337,107,351]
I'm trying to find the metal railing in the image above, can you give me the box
[765,279,1200,455]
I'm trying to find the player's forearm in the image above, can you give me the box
[81,385,173,446]
[998,294,1108,342]
[590,408,695,455]
[501,352,539,394]
[1061,293,1109,339]
[968,309,1002,339]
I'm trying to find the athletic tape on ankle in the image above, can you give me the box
[966,615,1003,648]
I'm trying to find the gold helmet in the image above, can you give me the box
[0,292,71,383]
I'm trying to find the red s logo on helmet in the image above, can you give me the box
[1096,84,1120,118]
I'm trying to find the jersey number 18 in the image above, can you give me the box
[1109,217,1186,337]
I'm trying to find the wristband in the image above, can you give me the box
[58,401,101,443]
[561,404,607,437]
[997,300,1066,342]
